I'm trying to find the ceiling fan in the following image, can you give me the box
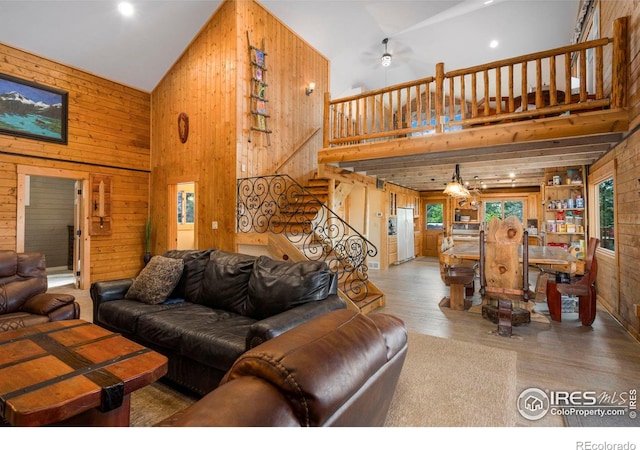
[381,38,392,67]
[360,37,413,70]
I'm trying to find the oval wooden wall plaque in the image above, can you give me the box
[178,112,189,143]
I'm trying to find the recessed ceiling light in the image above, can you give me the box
[484,0,494,5]
[489,40,499,49]
[118,2,135,17]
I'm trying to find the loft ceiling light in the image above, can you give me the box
[381,38,392,67]
[443,164,470,198]
[118,2,134,17]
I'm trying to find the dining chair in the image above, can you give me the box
[554,237,599,326]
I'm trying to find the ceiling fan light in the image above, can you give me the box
[381,53,392,67]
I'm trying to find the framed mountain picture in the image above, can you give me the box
[0,73,68,144]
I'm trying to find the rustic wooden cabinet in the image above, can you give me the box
[388,236,398,265]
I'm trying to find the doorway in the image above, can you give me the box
[177,182,195,250]
[16,166,90,289]
[167,179,198,250]
[424,200,445,257]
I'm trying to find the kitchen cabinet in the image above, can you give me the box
[388,236,398,265]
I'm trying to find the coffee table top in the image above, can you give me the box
[0,319,167,426]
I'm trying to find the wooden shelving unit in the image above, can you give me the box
[542,166,587,257]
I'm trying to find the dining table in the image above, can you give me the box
[442,243,579,273]
[442,243,582,321]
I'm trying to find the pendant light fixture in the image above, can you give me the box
[443,164,470,198]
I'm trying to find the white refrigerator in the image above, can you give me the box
[396,207,415,263]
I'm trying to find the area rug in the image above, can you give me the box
[384,332,518,427]
[130,382,197,427]
[130,332,518,427]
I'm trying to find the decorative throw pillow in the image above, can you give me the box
[125,256,184,305]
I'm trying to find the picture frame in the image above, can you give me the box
[0,73,68,144]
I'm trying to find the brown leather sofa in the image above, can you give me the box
[91,249,346,396]
[159,309,408,427]
[0,250,80,332]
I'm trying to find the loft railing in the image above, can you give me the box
[237,174,378,303]
[324,19,628,147]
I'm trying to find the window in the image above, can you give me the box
[426,203,443,230]
[177,190,195,224]
[483,200,524,223]
[596,177,614,251]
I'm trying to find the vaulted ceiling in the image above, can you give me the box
[1,0,620,192]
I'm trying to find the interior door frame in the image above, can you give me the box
[167,176,199,251]
[423,197,447,257]
[16,165,90,290]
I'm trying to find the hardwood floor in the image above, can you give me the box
[370,256,640,427]
[56,257,640,428]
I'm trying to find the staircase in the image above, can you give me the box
[237,174,385,313]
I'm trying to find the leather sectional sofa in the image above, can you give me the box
[0,250,80,332]
[90,249,346,395]
[159,308,408,427]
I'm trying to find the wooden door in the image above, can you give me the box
[424,200,445,257]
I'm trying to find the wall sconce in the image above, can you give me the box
[305,82,315,96]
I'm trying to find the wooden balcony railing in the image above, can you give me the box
[324,17,628,148]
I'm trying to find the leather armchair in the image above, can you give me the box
[0,250,80,332]
[159,309,408,427]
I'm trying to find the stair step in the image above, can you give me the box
[306,178,331,187]
[351,293,385,314]
[304,183,329,191]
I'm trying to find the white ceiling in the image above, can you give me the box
[1,0,593,191]
[0,0,581,95]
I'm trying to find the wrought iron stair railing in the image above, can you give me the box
[237,175,378,304]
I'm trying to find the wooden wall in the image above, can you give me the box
[588,1,640,337]
[150,0,329,254]
[0,42,151,284]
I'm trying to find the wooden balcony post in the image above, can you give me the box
[323,92,330,147]
[435,62,445,133]
[611,16,628,108]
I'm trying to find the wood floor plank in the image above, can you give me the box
[52,257,640,428]
[370,256,640,427]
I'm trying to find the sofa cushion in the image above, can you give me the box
[135,303,255,370]
[97,299,188,334]
[125,256,184,304]
[164,249,214,302]
[197,251,257,314]
[247,256,331,320]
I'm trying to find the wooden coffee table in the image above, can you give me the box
[0,319,168,426]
